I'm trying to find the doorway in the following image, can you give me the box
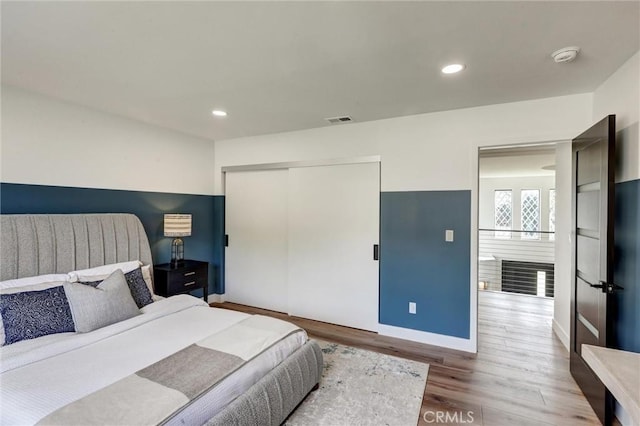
[478,145,557,300]
[476,143,564,366]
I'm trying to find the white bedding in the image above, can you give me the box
[0,295,308,425]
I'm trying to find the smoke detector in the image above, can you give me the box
[551,46,580,63]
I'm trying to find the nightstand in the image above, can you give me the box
[153,260,209,302]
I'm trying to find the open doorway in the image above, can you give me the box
[478,145,556,298]
[477,144,559,342]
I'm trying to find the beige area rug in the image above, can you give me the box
[285,340,429,426]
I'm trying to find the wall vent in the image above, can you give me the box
[325,116,353,124]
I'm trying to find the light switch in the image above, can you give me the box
[445,229,454,242]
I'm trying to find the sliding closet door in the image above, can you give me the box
[287,163,380,331]
[225,170,288,312]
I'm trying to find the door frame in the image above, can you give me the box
[221,155,381,174]
[221,156,382,211]
[221,155,382,306]
[473,139,568,355]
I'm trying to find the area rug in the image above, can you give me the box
[285,340,429,426]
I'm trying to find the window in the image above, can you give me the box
[494,190,512,238]
[549,189,556,241]
[521,189,540,239]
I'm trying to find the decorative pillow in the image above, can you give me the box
[0,280,71,346]
[140,264,154,294]
[0,274,70,291]
[124,268,154,308]
[79,267,153,309]
[64,269,140,333]
[0,286,75,345]
[67,260,142,283]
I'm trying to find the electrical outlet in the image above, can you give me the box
[409,302,417,314]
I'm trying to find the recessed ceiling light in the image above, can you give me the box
[441,64,465,74]
[212,110,227,117]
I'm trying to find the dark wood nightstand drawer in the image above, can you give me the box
[154,260,209,302]
[167,265,207,293]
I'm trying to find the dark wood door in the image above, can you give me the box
[570,115,617,425]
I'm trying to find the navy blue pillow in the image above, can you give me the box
[81,268,153,309]
[124,268,153,308]
[0,286,75,345]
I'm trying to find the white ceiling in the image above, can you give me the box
[2,1,639,142]
[479,151,556,178]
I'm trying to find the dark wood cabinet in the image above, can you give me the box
[153,260,208,302]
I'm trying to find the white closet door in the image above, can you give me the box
[287,162,380,331]
[225,169,288,312]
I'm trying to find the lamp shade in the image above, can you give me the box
[164,214,192,237]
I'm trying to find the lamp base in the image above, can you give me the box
[171,238,184,267]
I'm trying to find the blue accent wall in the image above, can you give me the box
[380,190,471,339]
[0,183,225,295]
[614,178,640,353]
[5,180,633,349]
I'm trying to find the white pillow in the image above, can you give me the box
[67,261,154,295]
[140,264,154,295]
[67,260,142,283]
[0,274,70,291]
[64,270,140,333]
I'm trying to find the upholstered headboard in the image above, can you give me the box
[0,214,153,281]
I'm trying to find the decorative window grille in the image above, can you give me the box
[521,189,540,239]
[549,189,556,241]
[494,190,512,239]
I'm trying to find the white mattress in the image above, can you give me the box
[0,295,307,425]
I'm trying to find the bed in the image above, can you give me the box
[0,213,323,425]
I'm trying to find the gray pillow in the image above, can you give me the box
[65,269,140,333]
[79,267,153,309]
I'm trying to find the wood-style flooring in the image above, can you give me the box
[212,290,601,425]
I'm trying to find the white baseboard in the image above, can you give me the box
[552,318,570,351]
[615,401,633,426]
[210,296,475,353]
[377,324,476,353]
[208,293,225,304]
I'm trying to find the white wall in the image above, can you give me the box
[593,51,640,183]
[215,93,594,351]
[214,93,593,194]
[553,141,572,350]
[1,85,216,195]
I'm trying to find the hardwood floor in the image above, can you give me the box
[212,291,600,425]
